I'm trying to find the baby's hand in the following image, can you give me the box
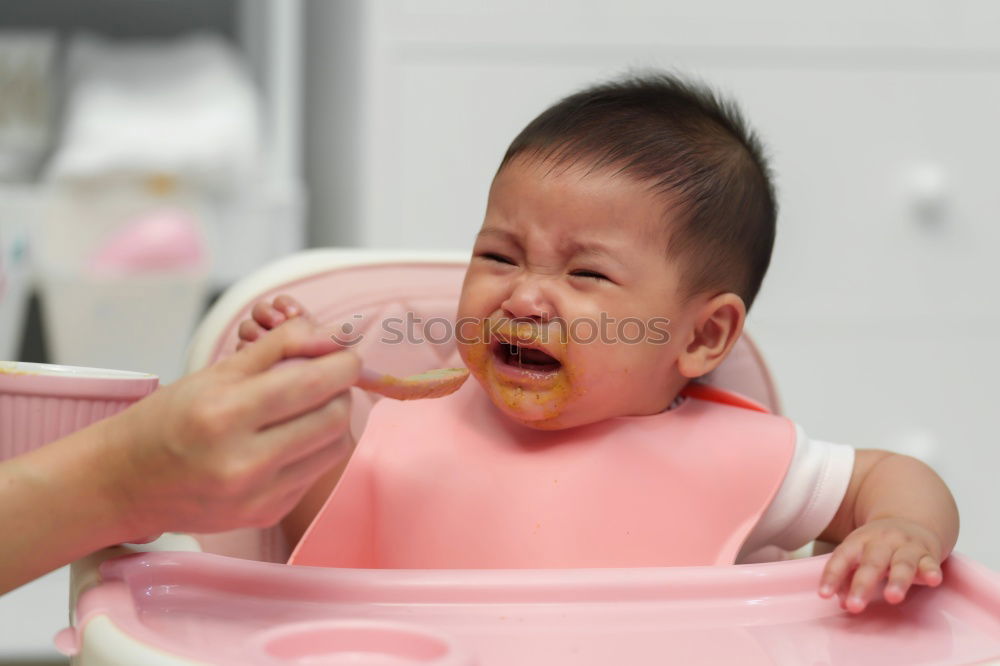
[237,295,311,350]
[819,518,944,613]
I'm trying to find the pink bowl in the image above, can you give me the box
[0,361,159,460]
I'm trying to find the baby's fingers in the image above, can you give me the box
[273,294,306,319]
[251,300,294,329]
[883,545,927,604]
[845,542,893,613]
[819,540,862,598]
[915,554,944,588]
[239,318,265,343]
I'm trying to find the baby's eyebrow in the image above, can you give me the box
[477,228,625,267]
[475,227,516,242]
[565,239,621,263]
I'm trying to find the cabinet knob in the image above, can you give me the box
[902,162,950,229]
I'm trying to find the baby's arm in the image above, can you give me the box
[238,295,356,546]
[817,450,959,613]
[281,428,355,546]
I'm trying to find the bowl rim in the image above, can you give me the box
[0,361,159,399]
[0,361,156,379]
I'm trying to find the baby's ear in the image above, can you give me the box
[676,293,746,378]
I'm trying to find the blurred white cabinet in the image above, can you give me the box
[0,0,305,288]
[307,0,1000,565]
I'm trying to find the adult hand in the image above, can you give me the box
[108,316,359,539]
[0,312,359,595]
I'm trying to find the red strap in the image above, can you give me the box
[680,382,770,413]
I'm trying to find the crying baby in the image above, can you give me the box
[238,72,958,614]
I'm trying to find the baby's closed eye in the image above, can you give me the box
[569,269,610,281]
[479,252,516,265]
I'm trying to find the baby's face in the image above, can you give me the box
[456,157,699,429]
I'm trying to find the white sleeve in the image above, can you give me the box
[740,424,855,557]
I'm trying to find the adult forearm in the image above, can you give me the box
[0,419,131,595]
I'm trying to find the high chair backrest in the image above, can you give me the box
[184,248,781,562]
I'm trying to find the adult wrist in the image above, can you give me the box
[92,407,162,543]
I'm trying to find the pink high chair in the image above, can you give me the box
[63,249,1000,665]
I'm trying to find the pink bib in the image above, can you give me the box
[290,381,796,568]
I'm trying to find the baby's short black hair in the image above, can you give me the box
[498,72,777,309]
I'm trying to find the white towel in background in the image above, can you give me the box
[46,33,262,188]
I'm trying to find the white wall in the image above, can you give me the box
[304,1,1000,565]
[303,0,364,247]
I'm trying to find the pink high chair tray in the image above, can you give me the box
[72,550,1000,665]
[66,251,998,665]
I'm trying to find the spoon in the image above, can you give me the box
[356,366,469,400]
[275,357,469,401]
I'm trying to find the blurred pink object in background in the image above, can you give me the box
[87,210,205,276]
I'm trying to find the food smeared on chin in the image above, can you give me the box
[460,317,577,424]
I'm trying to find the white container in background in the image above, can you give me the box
[39,271,206,382]
[36,178,209,383]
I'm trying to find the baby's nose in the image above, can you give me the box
[501,278,555,321]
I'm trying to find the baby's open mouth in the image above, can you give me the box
[494,340,562,372]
